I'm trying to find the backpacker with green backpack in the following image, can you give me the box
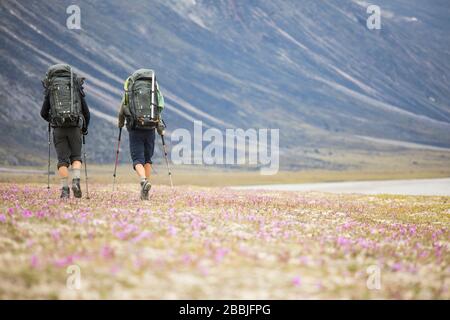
[123,69,164,130]
[42,64,84,128]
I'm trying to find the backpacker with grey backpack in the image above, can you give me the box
[124,69,160,130]
[42,64,84,128]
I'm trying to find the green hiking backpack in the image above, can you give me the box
[124,69,161,130]
[42,64,83,128]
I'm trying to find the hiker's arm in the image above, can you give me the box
[80,95,90,129]
[156,85,166,135]
[156,83,165,117]
[118,97,126,128]
[40,93,50,122]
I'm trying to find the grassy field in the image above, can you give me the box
[1,163,450,187]
[2,144,450,186]
[0,182,448,299]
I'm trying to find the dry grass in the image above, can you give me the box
[1,164,450,187]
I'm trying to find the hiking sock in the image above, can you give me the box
[140,177,147,185]
[61,177,69,188]
[72,168,81,180]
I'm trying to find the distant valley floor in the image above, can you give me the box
[233,178,450,196]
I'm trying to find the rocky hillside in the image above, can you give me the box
[1,0,449,167]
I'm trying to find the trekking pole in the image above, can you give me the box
[47,123,51,191]
[82,135,90,199]
[160,133,173,188]
[112,127,122,192]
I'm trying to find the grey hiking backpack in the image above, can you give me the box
[124,69,160,130]
[42,64,83,128]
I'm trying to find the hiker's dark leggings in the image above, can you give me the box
[128,128,155,169]
[53,127,82,169]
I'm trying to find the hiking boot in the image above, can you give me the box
[140,180,151,200]
[72,178,82,198]
[60,186,70,199]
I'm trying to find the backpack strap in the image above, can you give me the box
[151,70,155,119]
[70,66,74,115]
[123,76,132,106]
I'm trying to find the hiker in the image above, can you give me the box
[117,69,165,200]
[40,64,90,199]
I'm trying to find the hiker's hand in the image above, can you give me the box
[82,128,88,136]
[157,122,165,136]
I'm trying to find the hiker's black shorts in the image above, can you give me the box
[128,128,155,169]
[52,127,82,169]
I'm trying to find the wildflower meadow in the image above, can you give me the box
[0,183,448,299]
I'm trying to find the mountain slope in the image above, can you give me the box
[0,0,449,167]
